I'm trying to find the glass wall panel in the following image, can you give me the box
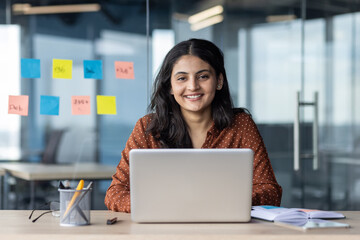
[248,21,302,123]
[1,0,149,209]
[1,0,360,211]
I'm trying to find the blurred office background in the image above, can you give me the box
[0,0,359,210]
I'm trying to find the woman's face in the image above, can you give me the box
[170,55,223,117]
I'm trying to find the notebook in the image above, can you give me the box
[129,148,253,223]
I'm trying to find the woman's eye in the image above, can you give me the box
[177,77,186,81]
[199,75,209,80]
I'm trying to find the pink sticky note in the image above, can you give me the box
[71,96,91,115]
[8,95,29,116]
[115,61,135,79]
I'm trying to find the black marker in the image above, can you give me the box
[106,217,117,225]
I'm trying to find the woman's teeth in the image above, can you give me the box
[185,95,201,99]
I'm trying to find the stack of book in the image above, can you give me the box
[251,206,346,227]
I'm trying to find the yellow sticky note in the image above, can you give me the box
[53,59,73,79]
[96,95,117,115]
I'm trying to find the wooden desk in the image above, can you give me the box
[0,162,115,180]
[0,211,359,240]
[0,162,115,209]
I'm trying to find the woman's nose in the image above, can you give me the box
[187,77,199,91]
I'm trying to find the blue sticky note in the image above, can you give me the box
[260,205,284,209]
[83,60,103,79]
[21,58,41,78]
[40,95,60,115]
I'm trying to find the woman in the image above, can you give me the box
[105,38,282,212]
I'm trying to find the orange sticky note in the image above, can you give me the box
[96,95,117,115]
[115,61,134,79]
[71,96,91,115]
[8,95,29,116]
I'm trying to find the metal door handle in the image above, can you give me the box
[313,92,319,170]
[294,91,319,171]
[294,92,300,171]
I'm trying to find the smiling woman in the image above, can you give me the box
[147,39,233,148]
[170,55,220,148]
[105,38,282,213]
[170,55,220,116]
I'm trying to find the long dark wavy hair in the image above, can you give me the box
[147,38,246,148]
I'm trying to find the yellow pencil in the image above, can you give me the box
[63,179,84,218]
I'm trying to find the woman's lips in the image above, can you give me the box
[184,94,203,100]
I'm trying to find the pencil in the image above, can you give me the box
[63,179,84,218]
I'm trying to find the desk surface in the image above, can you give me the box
[0,162,115,180]
[0,211,359,240]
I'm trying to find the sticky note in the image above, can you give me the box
[96,95,117,115]
[21,58,40,78]
[260,206,284,209]
[115,61,135,79]
[72,96,91,115]
[83,60,103,79]
[40,95,60,115]
[8,95,29,116]
[52,59,73,79]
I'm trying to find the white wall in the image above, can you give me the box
[0,25,21,160]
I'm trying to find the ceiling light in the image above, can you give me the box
[12,3,101,15]
[191,14,224,31]
[266,14,296,23]
[188,5,223,24]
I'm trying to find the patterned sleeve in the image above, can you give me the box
[240,114,283,206]
[104,116,152,212]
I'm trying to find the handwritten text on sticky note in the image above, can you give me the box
[84,60,103,79]
[53,59,73,79]
[115,61,134,79]
[96,95,117,115]
[21,58,41,78]
[40,95,60,115]
[72,96,91,115]
[8,95,29,116]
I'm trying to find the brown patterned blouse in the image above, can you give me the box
[105,112,282,212]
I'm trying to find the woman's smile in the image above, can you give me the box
[183,93,204,100]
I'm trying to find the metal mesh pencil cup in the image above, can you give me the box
[59,188,92,226]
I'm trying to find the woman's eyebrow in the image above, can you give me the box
[196,69,210,74]
[174,69,210,76]
[174,71,188,76]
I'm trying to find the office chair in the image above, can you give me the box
[15,129,67,209]
[41,129,66,164]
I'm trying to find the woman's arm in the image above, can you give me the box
[104,116,157,212]
[104,150,132,212]
[240,114,283,206]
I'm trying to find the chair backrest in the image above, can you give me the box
[42,129,66,164]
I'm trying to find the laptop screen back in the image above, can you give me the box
[129,148,253,223]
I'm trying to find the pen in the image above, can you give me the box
[63,182,93,222]
[63,179,84,218]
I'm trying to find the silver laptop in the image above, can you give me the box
[129,148,253,223]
